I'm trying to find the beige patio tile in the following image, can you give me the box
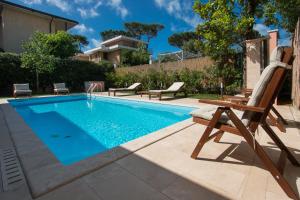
[116,154,179,191]
[37,179,101,200]
[83,163,169,200]
[266,191,291,200]
[162,176,231,200]
[266,175,290,198]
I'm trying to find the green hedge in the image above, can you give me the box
[0,53,33,95]
[0,53,114,95]
[0,52,242,96]
[107,65,242,95]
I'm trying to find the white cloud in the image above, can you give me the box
[107,0,129,19]
[73,0,128,19]
[154,0,201,28]
[74,0,95,4]
[253,23,271,36]
[46,0,71,12]
[77,8,99,18]
[181,15,202,28]
[72,24,94,34]
[91,38,102,47]
[22,0,42,5]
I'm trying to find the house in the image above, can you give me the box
[83,35,148,65]
[0,0,78,53]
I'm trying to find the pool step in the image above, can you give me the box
[0,148,25,191]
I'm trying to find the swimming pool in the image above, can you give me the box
[9,95,194,165]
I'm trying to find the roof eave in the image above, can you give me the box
[0,0,78,25]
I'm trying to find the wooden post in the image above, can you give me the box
[292,18,300,110]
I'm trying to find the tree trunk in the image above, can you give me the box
[36,69,39,92]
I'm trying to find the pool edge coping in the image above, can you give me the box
[1,101,196,198]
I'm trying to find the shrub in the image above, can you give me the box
[108,64,242,95]
[0,53,33,95]
[51,59,114,91]
[120,43,150,66]
[0,52,114,95]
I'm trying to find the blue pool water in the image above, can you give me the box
[9,95,194,165]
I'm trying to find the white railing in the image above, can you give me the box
[87,82,104,99]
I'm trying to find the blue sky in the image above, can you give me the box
[11,0,291,57]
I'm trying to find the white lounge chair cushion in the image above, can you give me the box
[14,90,32,94]
[109,88,127,91]
[167,82,184,91]
[240,60,288,125]
[109,82,141,91]
[54,83,67,89]
[109,88,124,90]
[269,46,283,63]
[149,82,184,93]
[54,88,69,92]
[246,61,288,107]
[127,83,141,90]
[190,105,244,126]
[149,89,164,93]
[14,84,30,91]
[234,94,246,97]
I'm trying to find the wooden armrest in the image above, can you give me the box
[242,88,253,93]
[198,99,265,113]
[223,95,249,102]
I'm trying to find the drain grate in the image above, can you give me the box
[0,148,25,191]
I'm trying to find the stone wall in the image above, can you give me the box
[116,57,214,73]
[292,18,300,109]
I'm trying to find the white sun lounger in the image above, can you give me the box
[53,83,69,95]
[148,82,186,100]
[108,83,141,96]
[13,83,32,98]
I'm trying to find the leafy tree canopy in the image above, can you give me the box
[193,0,300,65]
[270,0,300,33]
[21,31,78,90]
[194,0,243,64]
[46,31,78,58]
[100,22,164,43]
[21,32,57,74]
[182,39,201,54]
[168,32,199,48]
[125,22,164,42]
[121,43,150,66]
[72,34,89,52]
[100,29,133,41]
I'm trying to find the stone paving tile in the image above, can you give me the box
[37,179,102,200]
[116,153,179,192]
[162,177,230,200]
[0,184,32,200]
[83,163,170,200]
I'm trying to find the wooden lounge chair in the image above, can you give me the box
[148,82,186,100]
[190,47,300,200]
[53,83,69,95]
[221,46,290,133]
[108,82,141,96]
[13,83,32,98]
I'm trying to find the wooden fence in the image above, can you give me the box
[292,18,300,109]
[116,57,214,74]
